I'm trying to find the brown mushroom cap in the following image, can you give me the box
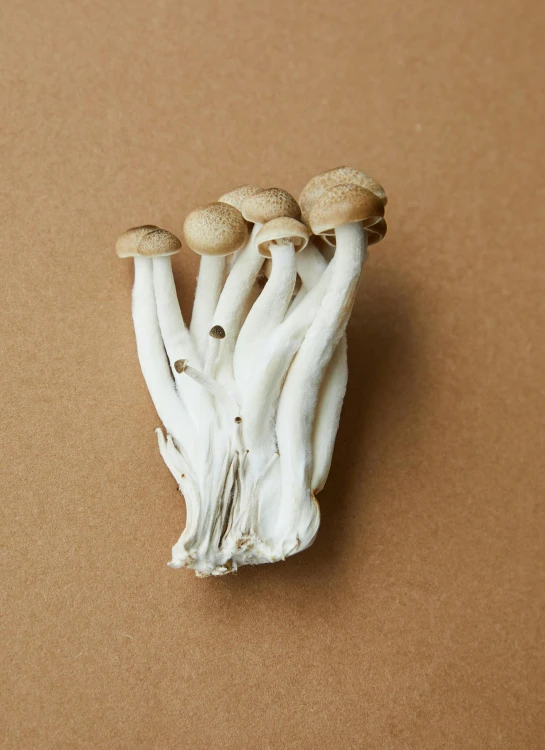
[300,166,387,224]
[183,202,248,257]
[218,184,262,211]
[115,225,181,258]
[241,188,301,224]
[309,184,385,235]
[255,217,309,258]
[138,229,182,257]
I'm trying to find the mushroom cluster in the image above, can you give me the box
[116,167,387,576]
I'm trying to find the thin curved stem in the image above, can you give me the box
[210,223,264,383]
[310,335,348,492]
[275,223,367,528]
[132,257,191,455]
[234,242,296,388]
[152,256,204,422]
[240,260,334,458]
[293,243,350,493]
[287,240,327,314]
[190,255,226,360]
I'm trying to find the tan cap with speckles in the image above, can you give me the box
[300,166,387,225]
[183,202,248,256]
[115,225,181,258]
[241,188,301,224]
[309,184,385,236]
[255,217,309,258]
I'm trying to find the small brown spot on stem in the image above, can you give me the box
[209,325,226,339]
[174,359,187,373]
[234,416,242,424]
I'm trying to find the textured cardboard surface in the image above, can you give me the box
[2,1,545,748]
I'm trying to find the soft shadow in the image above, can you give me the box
[310,274,417,564]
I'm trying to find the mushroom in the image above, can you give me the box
[115,226,194,460]
[299,165,387,225]
[234,217,309,386]
[300,173,387,490]
[274,183,384,541]
[183,202,248,372]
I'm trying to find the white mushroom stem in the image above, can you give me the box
[310,335,348,492]
[190,255,226,360]
[275,222,368,526]
[204,336,221,378]
[234,241,296,387]
[292,243,350,494]
[241,261,334,458]
[132,257,193,455]
[287,241,327,313]
[210,223,264,382]
[296,240,328,285]
[152,256,205,416]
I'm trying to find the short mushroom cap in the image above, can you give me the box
[241,188,301,224]
[255,217,309,258]
[183,202,248,257]
[300,166,387,224]
[138,228,182,257]
[218,184,262,211]
[309,184,385,236]
[115,225,181,258]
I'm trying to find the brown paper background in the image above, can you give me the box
[2,1,544,747]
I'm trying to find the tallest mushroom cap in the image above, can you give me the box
[309,184,384,236]
[300,166,387,225]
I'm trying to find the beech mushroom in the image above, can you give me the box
[115,226,193,455]
[183,202,248,375]
[275,183,384,542]
[115,166,388,576]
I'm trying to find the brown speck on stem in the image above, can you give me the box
[174,359,187,373]
[234,416,242,424]
[209,325,226,339]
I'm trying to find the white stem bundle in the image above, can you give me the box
[123,182,382,576]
